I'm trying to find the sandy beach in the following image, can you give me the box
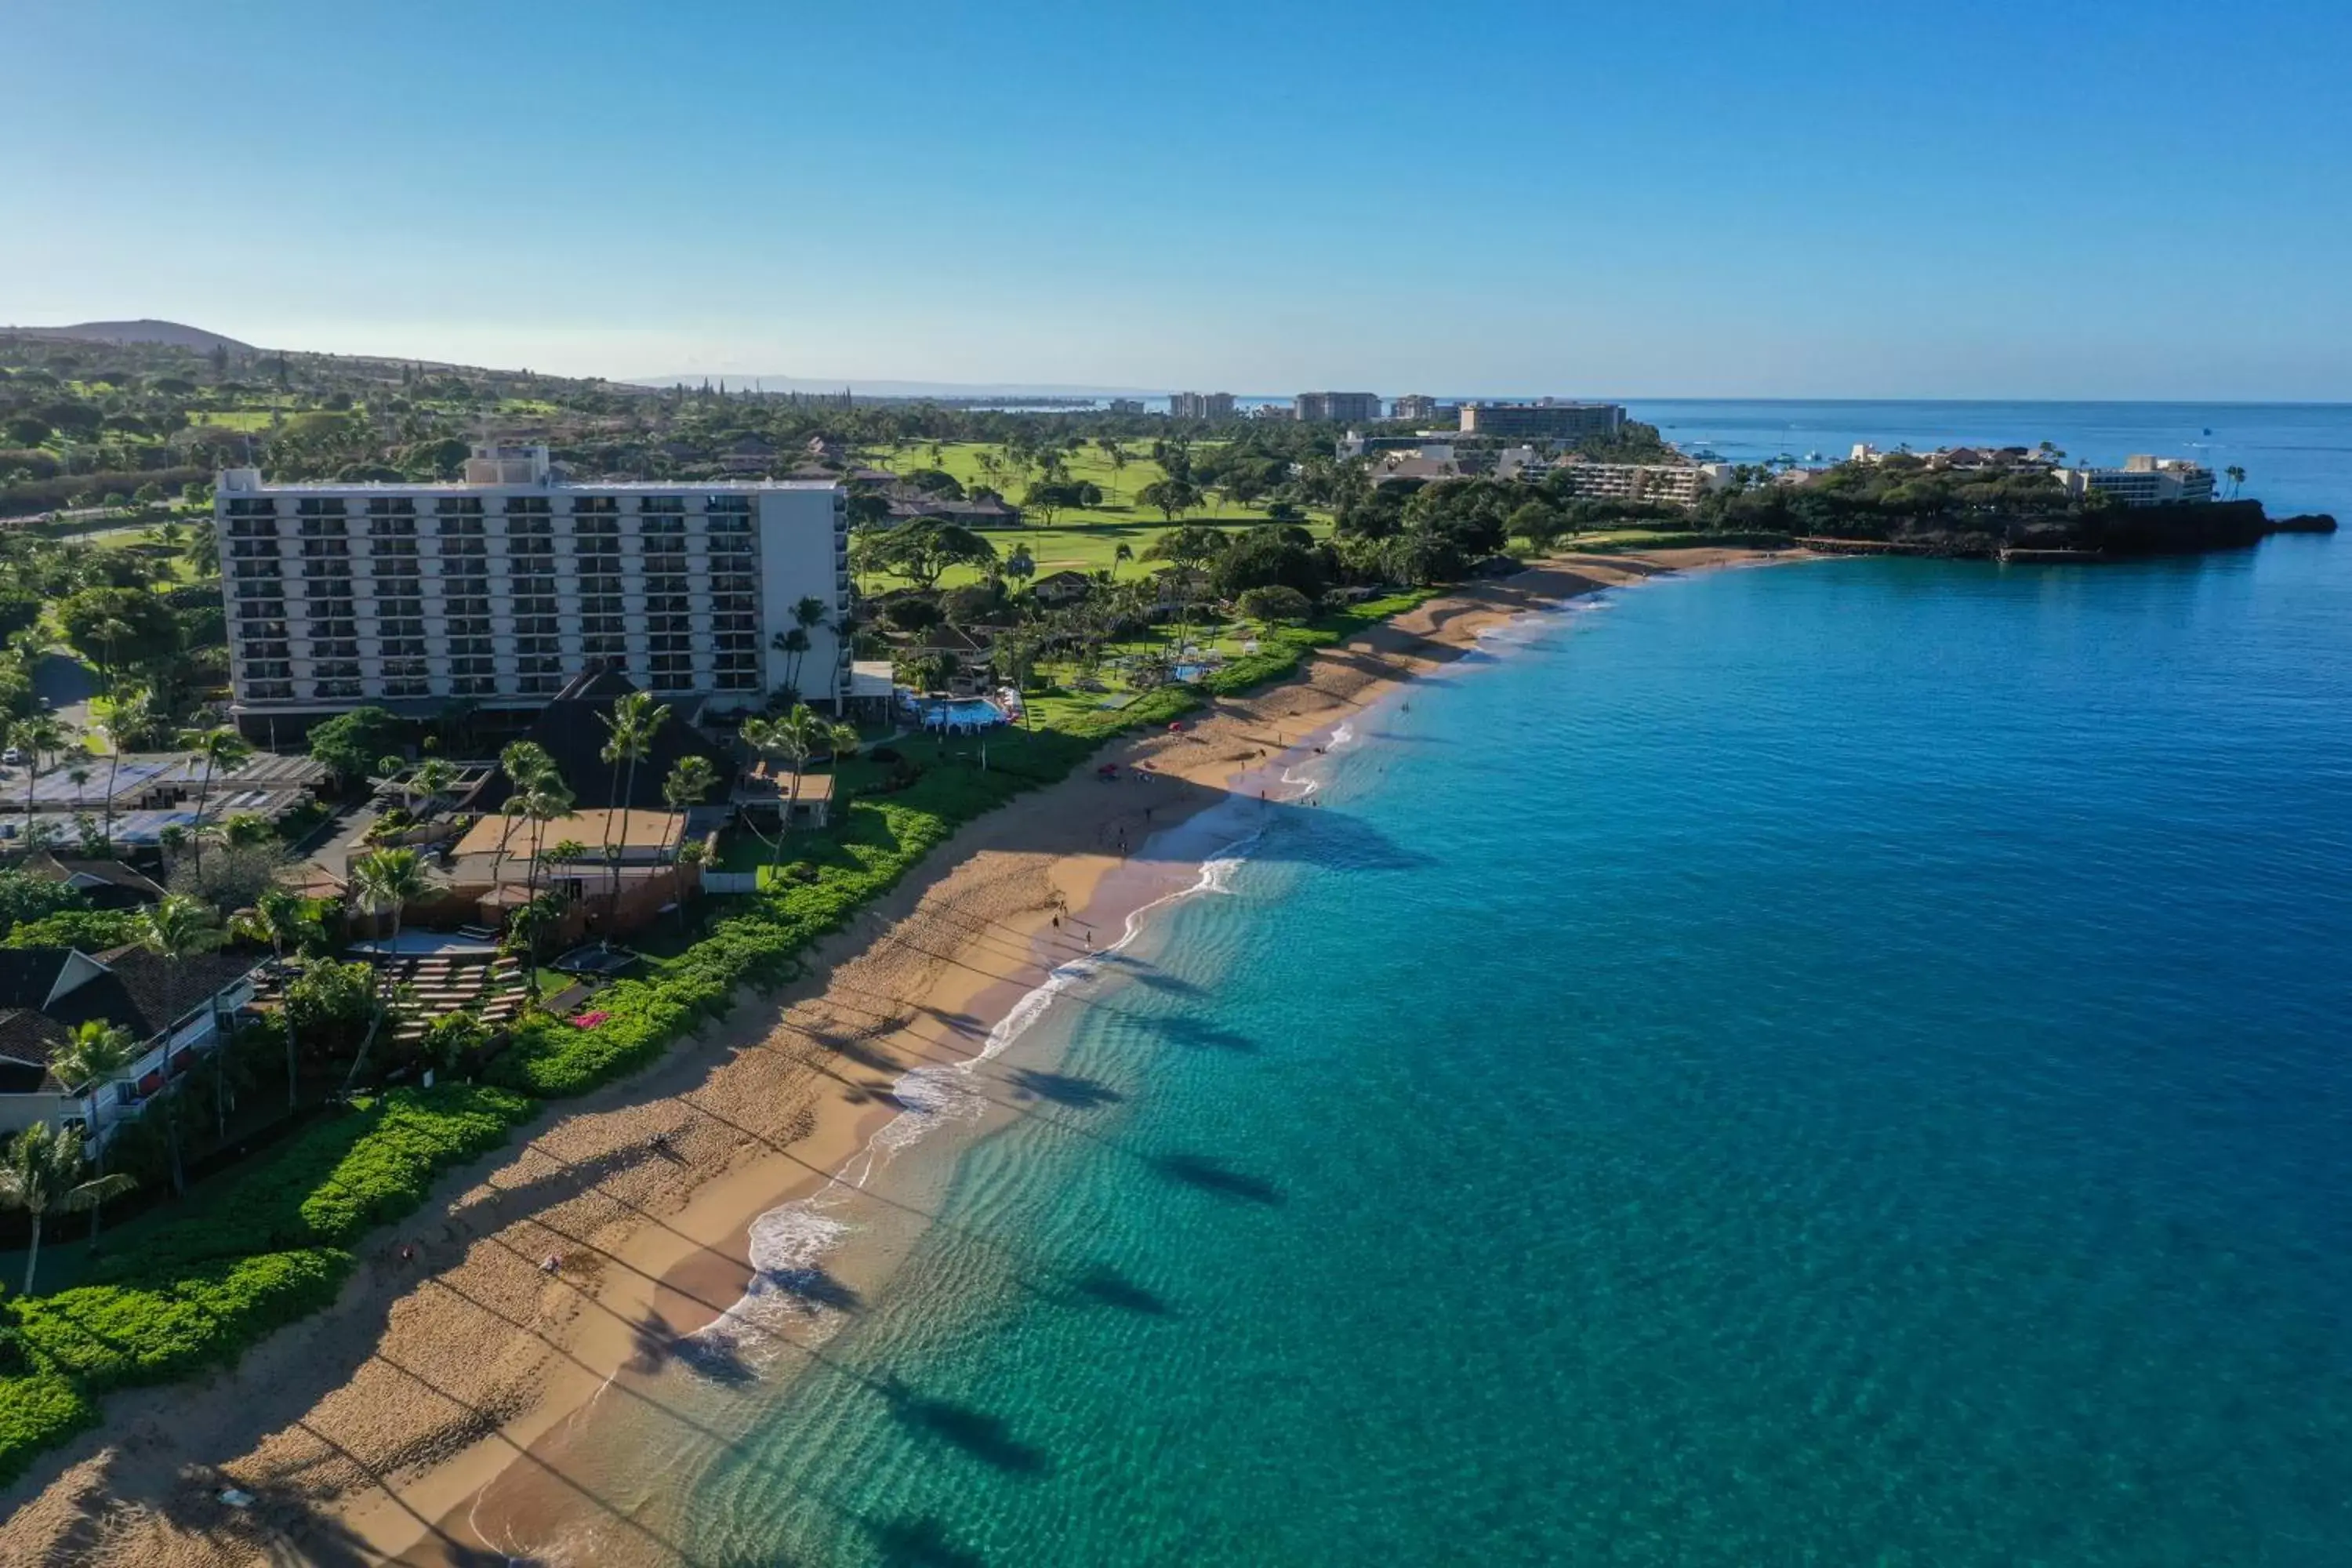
[0,548,1777,1566]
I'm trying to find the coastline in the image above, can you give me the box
[0,546,1783,1566]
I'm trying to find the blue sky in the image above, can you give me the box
[9,0,2350,398]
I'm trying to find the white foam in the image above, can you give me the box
[690,815,1267,1366]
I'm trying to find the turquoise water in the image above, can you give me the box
[655,410,2352,1566]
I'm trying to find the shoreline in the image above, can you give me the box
[0,547,1785,1566]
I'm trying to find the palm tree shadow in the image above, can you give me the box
[877,1378,1051,1476]
[867,1513,991,1568]
[1006,1068,1123,1109]
[1152,1152,1284,1206]
[1067,1264,1174,1316]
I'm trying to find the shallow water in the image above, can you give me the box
[518,403,2352,1567]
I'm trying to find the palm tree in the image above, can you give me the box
[141,893,227,1147]
[9,712,68,842]
[489,741,560,888]
[407,757,458,813]
[180,724,252,879]
[596,691,670,917]
[230,889,314,1109]
[53,1020,136,1240]
[1112,542,1134,578]
[0,1124,133,1296]
[742,705,828,877]
[344,848,429,1091]
[2225,464,2247,499]
[788,595,829,693]
[512,772,576,910]
[662,755,719,837]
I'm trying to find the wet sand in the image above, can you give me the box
[0,549,1782,1566]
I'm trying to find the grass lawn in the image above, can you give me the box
[855,439,1332,593]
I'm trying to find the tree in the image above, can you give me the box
[877,521,997,590]
[53,1019,137,1240]
[230,889,318,1109]
[345,848,429,1088]
[9,713,71,845]
[1508,499,1569,551]
[662,755,719,834]
[740,705,828,876]
[59,586,179,672]
[0,1124,133,1296]
[1137,477,1204,523]
[788,596,829,693]
[1004,542,1036,590]
[595,691,670,916]
[307,706,398,788]
[1112,542,1134,577]
[1237,585,1313,626]
[138,894,220,1192]
[91,684,156,851]
[2225,464,2247,498]
[180,724,252,879]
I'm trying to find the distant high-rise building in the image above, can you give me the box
[1392,394,1443,422]
[1167,391,1236,420]
[1295,391,1383,424]
[1107,397,1146,415]
[1457,401,1628,441]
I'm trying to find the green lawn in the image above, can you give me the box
[865,438,1308,532]
[858,439,1330,593]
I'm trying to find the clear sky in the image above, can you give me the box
[9,0,2350,399]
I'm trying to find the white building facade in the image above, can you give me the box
[2054,455,2216,507]
[219,445,850,735]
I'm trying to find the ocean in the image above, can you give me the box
[626,405,2351,1565]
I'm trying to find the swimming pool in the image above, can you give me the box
[918,698,1007,728]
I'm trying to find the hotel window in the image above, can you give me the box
[506,496,553,518]
[579,572,623,597]
[225,498,277,520]
[648,652,696,687]
[242,640,291,661]
[240,659,292,681]
[713,593,756,615]
[239,617,289,641]
[713,612,757,633]
[246,680,296,702]
[638,496,684,516]
[314,678,364,699]
[314,659,362,679]
[434,497,485,518]
[310,598,357,621]
[302,535,350,557]
[296,499,347,519]
[312,639,360,660]
[439,535,487,557]
[450,638,494,660]
[648,633,694,653]
[378,603,425,625]
[647,614,691,636]
[516,614,561,637]
[706,532,753,557]
[382,638,427,658]
[508,533,555,557]
[448,616,492,638]
[646,593,689,615]
[443,575,490,601]
[451,655,496,676]
[453,675,499,696]
[514,594,558,617]
[713,632,756,653]
[382,656,428,677]
[581,595,622,617]
[517,635,560,656]
[583,633,626,658]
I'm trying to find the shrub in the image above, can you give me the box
[0,1373,96,1487]
[2,907,143,950]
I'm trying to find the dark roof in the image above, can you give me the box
[22,853,166,903]
[0,946,255,1085]
[470,665,735,815]
[0,949,73,1011]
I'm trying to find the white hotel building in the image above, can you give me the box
[218,445,850,737]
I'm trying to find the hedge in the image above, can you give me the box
[0,1086,532,1486]
[0,583,1447,1489]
